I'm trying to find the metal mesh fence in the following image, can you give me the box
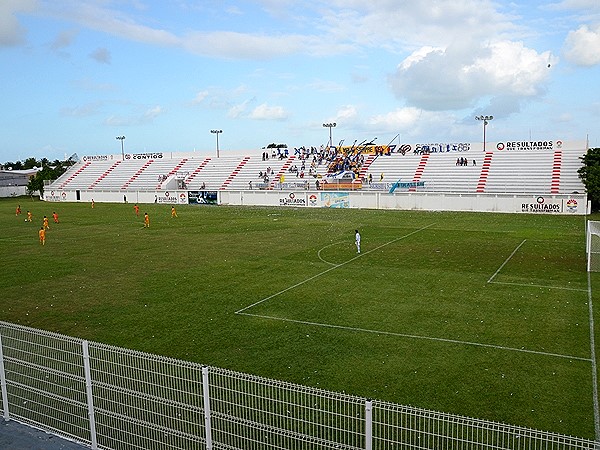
[0,321,597,450]
[372,400,598,450]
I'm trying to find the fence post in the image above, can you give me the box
[365,399,373,450]
[0,333,10,421]
[82,341,98,449]
[202,366,213,450]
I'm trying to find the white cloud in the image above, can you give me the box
[563,24,600,66]
[390,40,554,111]
[248,103,288,120]
[50,29,78,51]
[191,91,209,105]
[90,47,111,64]
[228,99,253,119]
[105,105,164,126]
[0,0,36,46]
[335,105,358,121]
[368,107,424,129]
[60,102,102,117]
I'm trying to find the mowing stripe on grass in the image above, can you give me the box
[489,280,588,292]
[587,271,600,439]
[237,312,591,362]
[487,239,527,283]
[235,223,436,314]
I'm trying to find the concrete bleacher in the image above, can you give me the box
[184,156,241,191]
[48,145,586,196]
[362,147,585,194]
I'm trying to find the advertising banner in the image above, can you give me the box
[188,191,218,205]
[520,196,582,214]
[45,190,68,202]
[322,192,349,208]
[279,192,306,207]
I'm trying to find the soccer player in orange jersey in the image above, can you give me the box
[39,227,46,245]
[91,199,95,208]
[171,206,178,218]
[144,212,150,228]
[133,204,140,217]
[52,212,59,223]
[26,211,32,222]
[43,216,50,230]
[15,205,21,216]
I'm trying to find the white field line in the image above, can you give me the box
[489,281,588,292]
[235,223,436,314]
[487,239,527,284]
[317,241,344,266]
[237,312,590,362]
[587,271,600,439]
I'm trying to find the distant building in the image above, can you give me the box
[0,168,39,187]
[0,168,40,197]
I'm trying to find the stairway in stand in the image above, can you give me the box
[220,157,250,190]
[409,153,429,191]
[271,156,296,189]
[550,150,562,194]
[476,152,494,193]
[88,161,122,189]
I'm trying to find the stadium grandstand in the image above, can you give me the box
[44,138,588,214]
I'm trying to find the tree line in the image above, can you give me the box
[578,147,600,211]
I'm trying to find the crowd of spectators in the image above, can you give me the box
[253,144,381,188]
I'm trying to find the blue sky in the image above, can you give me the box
[1,0,599,163]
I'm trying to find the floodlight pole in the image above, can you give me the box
[475,116,493,151]
[116,136,126,160]
[323,122,336,148]
[210,130,222,158]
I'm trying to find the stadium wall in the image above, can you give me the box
[43,189,588,215]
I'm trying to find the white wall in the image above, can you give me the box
[44,189,588,215]
[0,186,28,197]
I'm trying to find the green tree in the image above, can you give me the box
[578,147,600,210]
[22,157,40,169]
[25,158,74,196]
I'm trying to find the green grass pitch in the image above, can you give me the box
[0,196,598,439]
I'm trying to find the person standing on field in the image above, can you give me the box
[52,211,59,223]
[43,215,50,230]
[144,212,150,228]
[134,204,140,217]
[355,229,361,253]
[39,227,46,245]
[171,206,178,218]
[15,205,21,216]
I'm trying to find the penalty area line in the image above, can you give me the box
[237,312,590,362]
[235,223,436,315]
[487,239,526,284]
[489,280,588,292]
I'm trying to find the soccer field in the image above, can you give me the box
[0,197,597,439]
